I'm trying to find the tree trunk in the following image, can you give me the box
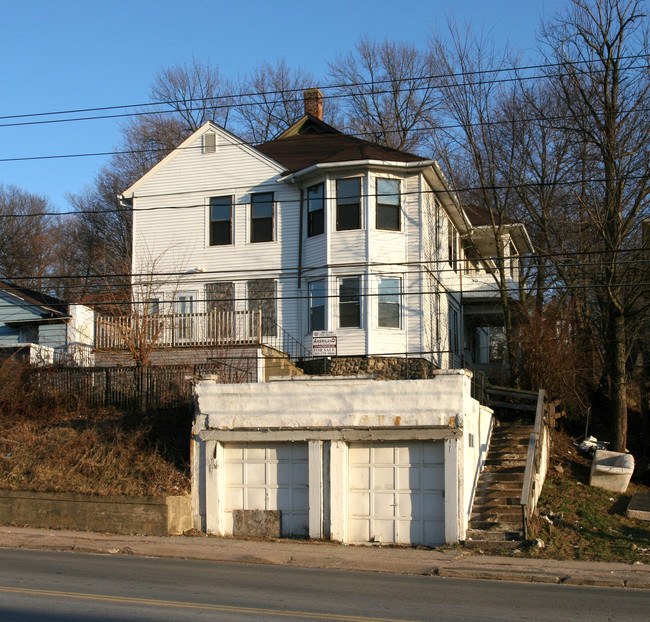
[607,310,627,452]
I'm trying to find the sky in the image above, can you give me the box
[0,0,566,212]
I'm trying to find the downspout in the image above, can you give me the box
[298,188,304,289]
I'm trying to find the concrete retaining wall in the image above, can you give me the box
[0,491,192,536]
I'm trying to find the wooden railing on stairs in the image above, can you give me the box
[520,389,551,540]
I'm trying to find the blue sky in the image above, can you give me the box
[0,0,565,211]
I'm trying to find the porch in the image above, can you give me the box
[94,309,310,362]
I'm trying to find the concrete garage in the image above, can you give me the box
[192,371,492,546]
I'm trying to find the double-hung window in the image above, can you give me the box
[448,220,458,272]
[308,281,326,332]
[376,178,400,230]
[378,277,401,328]
[175,293,195,341]
[307,183,324,237]
[339,276,361,328]
[251,192,274,242]
[336,178,361,231]
[450,306,459,355]
[209,196,232,245]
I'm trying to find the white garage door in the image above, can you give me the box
[348,441,444,546]
[224,442,309,537]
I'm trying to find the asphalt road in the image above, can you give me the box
[0,548,648,621]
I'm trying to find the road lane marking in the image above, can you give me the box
[0,585,421,621]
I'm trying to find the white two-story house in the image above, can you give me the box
[111,89,530,375]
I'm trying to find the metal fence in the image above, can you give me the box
[28,359,258,412]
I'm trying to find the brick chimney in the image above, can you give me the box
[304,88,323,120]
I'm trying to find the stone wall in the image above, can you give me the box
[301,356,437,380]
[0,491,192,536]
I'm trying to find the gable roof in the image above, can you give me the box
[0,280,69,318]
[120,121,286,200]
[256,114,429,175]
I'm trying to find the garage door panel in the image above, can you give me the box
[422,442,444,463]
[422,495,444,518]
[290,443,308,460]
[246,463,266,486]
[348,441,445,547]
[349,519,370,543]
[223,442,309,538]
[421,467,444,490]
[398,466,418,490]
[349,445,370,462]
[291,462,309,485]
[349,491,370,515]
[373,519,396,543]
[273,462,290,485]
[374,446,395,463]
[397,444,418,464]
[373,467,395,490]
[423,520,445,544]
[397,493,417,518]
[225,488,243,508]
[245,487,267,509]
[225,464,244,486]
[373,492,395,516]
[349,466,371,489]
[224,444,244,460]
[246,446,266,460]
[292,488,309,510]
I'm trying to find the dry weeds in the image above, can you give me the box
[0,359,190,496]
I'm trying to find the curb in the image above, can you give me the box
[0,527,649,590]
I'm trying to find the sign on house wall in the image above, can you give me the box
[312,331,337,357]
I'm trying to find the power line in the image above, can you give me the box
[2,172,650,219]
[4,95,650,164]
[0,55,647,130]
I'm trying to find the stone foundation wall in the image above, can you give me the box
[301,356,437,380]
[0,491,192,536]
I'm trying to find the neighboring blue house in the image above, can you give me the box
[0,280,94,366]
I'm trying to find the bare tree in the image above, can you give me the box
[328,36,439,153]
[428,23,528,382]
[539,0,650,451]
[150,57,235,131]
[0,185,58,290]
[234,58,316,143]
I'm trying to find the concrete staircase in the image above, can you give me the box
[465,422,534,549]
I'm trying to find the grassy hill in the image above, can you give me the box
[529,429,650,563]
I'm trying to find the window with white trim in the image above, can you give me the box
[339,276,361,328]
[209,196,232,245]
[336,178,361,231]
[448,219,459,272]
[307,183,324,237]
[378,277,401,328]
[308,280,326,332]
[376,178,400,231]
[251,192,274,242]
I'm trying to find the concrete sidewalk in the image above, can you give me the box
[0,526,648,589]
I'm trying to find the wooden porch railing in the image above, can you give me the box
[95,310,263,350]
[94,309,311,362]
